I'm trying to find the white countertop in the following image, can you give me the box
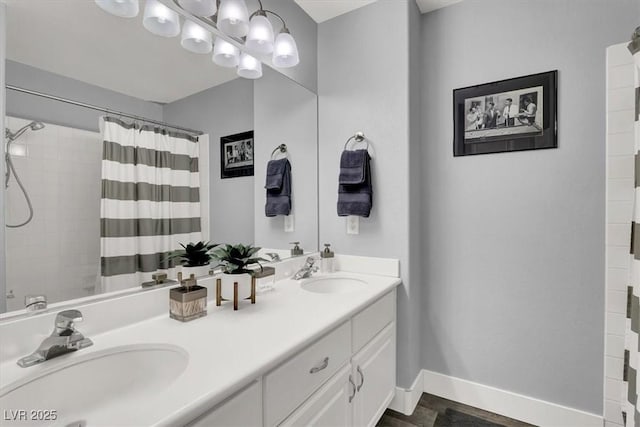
[0,271,400,426]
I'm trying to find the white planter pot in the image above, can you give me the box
[182,264,212,279]
[220,273,253,300]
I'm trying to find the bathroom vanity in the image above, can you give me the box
[0,256,400,427]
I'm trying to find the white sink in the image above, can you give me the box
[301,277,366,294]
[0,343,188,426]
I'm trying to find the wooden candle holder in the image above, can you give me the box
[216,276,256,310]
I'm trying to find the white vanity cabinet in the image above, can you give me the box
[186,380,262,427]
[351,323,396,427]
[184,289,397,427]
[277,290,397,427]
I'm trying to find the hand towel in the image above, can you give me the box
[337,149,372,218]
[265,158,291,217]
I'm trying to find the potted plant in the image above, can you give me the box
[167,241,218,278]
[211,244,268,305]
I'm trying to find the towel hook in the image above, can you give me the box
[271,143,288,159]
[344,131,369,151]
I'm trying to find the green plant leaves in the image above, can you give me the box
[210,243,268,274]
[166,241,218,267]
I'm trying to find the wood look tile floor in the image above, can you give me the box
[377,393,537,427]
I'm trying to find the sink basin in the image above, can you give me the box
[301,277,366,294]
[0,343,188,426]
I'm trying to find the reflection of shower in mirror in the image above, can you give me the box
[4,120,44,228]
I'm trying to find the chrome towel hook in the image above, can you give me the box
[344,131,368,151]
[271,143,288,159]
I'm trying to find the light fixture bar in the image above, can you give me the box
[162,0,280,69]
[164,0,248,54]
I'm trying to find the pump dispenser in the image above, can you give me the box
[290,242,303,256]
[320,243,335,274]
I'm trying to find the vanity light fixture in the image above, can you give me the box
[273,27,299,68]
[177,0,217,17]
[237,52,262,79]
[143,0,181,37]
[181,20,213,54]
[212,37,240,67]
[246,9,275,54]
[95,0,140,17]
[95,0,299,80]
[217,0,250,38]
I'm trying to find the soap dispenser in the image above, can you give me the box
[290,242,303,256]
[320,244,335,274]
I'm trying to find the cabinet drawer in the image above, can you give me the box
[265,321,351,426]
[279,364,352,427]
[352,290,395,353]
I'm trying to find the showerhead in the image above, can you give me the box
[5,121,45,142]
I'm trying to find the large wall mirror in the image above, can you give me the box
[1,0,318,314]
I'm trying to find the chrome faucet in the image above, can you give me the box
[293,257,319,280]
[17,309,93,368]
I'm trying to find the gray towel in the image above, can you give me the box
[265,158,291,217]
[338,149,372,218]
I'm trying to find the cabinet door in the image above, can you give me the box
[279,364,353,427]
[352,323,396,427]
[186,380,262,427]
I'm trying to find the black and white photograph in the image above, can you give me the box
[453,71,557,156]
[220,131,254,178]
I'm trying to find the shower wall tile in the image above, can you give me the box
[607,155,634,179]
[607,267,628,291]
[4,117,101,312]
[608,201,633,224]
[607,289,628,314]
[608,110,635,134]
[608,63,634,90]
[605,44,634,424]
[606,334,626,358]
[608,132,635,155]
[608,87,636,112]
[607,224,631,246]
[607,178,634,201]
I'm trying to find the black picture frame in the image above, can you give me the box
[453,70,557,157]
[220,131,254,179]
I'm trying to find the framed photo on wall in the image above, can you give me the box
[220,131,254,179]
[453,70,558,156]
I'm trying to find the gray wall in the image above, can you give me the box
[164,78,255,246]
[0,4,7,312]
[265,0,318,93]
[318,0,418,387]
[420,0,640,414]
[407,0,423,388]
[254,67,318,251]
[6,60,163,133]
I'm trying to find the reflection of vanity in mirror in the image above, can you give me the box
[1,0,318,314]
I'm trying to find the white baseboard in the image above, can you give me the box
[421,370,603,427]
[388,370,424,415]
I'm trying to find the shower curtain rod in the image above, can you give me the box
[5,85,204,136]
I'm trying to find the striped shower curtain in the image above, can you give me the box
[99,117,202,292]
[626,28,640,427]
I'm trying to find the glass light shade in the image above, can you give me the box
[143,0,181,37]
[95,0,139,17]
[237,53,262,79]
[212,37,240,67]
[245,14,274,54]
[217,0,249,38]
[177,0,216,16]
[181,20,212,54]
[272,31,299,68]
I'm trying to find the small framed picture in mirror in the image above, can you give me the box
[453,70,558,156]
[220,131,254,178]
